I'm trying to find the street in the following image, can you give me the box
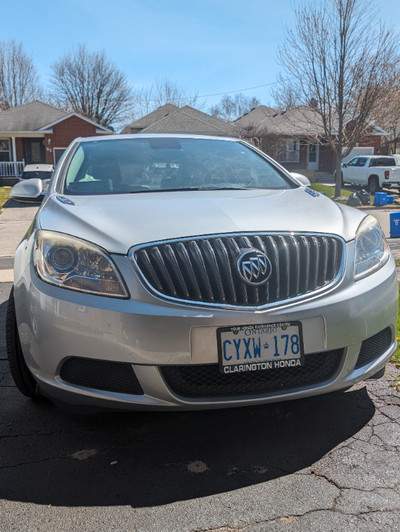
[0,198,399,531]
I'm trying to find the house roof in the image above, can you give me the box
[236,105,328,136]
[121,104,179,133]
[123,105,238,136]
[0,100,112,133]
[235,105,276,128]
[267,106,326,136]
[0,101,67,132]
[236,104,390,139]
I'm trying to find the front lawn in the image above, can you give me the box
[391,284,400,390]
[394,282,400,362]
[311,183,353,201]
[311,182,400,208]
[0,186,11,213]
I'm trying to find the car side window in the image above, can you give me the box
[348,157,367,167]
[369,157,396,167]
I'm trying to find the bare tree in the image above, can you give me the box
[50,44,131,127]
[131,78,200,119]
[210,93,260,122]
[271,77,300,111]
[0,39,42,109]
[372,69,400,154]
[278,0,400,197]
[239,122,282,158]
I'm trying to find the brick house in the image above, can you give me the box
[0,101,112,178]
[235,105,388,177]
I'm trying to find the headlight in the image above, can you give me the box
[354,216,390,280]
[34,230,129,298]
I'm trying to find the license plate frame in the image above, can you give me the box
[217,321,304,374]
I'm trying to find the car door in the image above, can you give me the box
[343,157,368,185]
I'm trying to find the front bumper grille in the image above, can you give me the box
[131,233,344,308]
[160,350,343,398]
[60,357,144,395]
[355,327,393,369]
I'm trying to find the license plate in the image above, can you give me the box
[217,322,304,374]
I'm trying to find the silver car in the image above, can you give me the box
[6,134,398,412]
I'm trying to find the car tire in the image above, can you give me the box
[6,288,39,398]
[368,176,380,195]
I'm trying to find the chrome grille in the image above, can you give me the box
[131,233,344,308]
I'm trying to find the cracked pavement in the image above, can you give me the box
[0,279,399,531]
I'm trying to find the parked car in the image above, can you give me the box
[19,163,54,182]
[340,155,400,194]
[6,134,397,413]
[11,164,54,202]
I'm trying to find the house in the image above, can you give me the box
[122,104,238,137]
[235,105,388,176]
[0,101,112,179]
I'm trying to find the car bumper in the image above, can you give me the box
[14,244,398,412]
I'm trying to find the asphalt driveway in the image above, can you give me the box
[0,280,399,531]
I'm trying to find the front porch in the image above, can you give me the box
[0,161,25,177]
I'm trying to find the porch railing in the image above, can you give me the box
[0,161,25,177]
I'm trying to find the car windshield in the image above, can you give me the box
[63,137,295,195]
[21,170,53,180]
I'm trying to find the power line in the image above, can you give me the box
[196,81,277,99]
[133,81,278,104]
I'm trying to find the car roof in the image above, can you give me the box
[23,164,54,171]
[74,133,238,143]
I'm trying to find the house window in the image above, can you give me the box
[278,139,300,163]
[0,139,10,162]
[53,148,66,165]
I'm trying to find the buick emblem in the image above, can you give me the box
[236,249,272,285]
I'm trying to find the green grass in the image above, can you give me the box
[394,280,400,363]
[391,283,400,390]
[311,182,400,208]
[0,186,11,213]
[310,183,354,204]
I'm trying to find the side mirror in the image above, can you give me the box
[10,178,43,202]
[342,163,347,168]
[289,172,311,187]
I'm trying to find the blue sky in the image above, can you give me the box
[2,0,400,112]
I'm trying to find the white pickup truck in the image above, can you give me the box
[341,154,400,194]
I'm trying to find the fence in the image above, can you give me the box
[0,161,24,177]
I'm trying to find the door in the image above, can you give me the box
[24,138,45,164]
[344,157,368,185]
[308,142,319,171]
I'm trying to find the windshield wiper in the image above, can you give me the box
[162,185,252,192]
[198,185,251,190]
[127,185,255,193]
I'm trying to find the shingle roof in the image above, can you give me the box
[0,100,112,133]
[236,105,328,136]
[235,105,276,128]
[0,101,68,131]
[268,106,326,135]
[121,104,179,133]
[137,105,238,136]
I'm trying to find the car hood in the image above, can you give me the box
[38,188,366,254]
